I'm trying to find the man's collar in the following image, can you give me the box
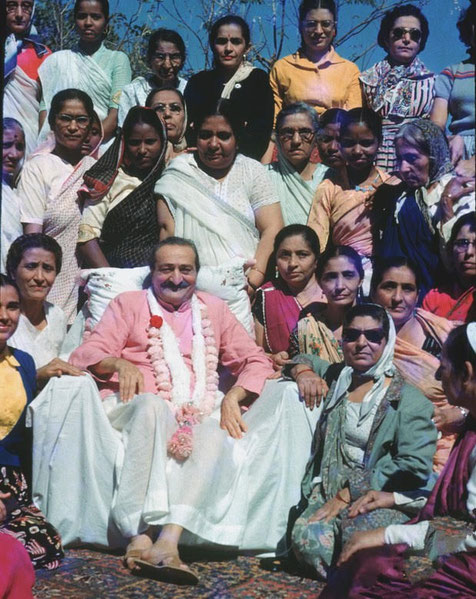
[155,293,195,313]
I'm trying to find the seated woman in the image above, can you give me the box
[430,4,474,166]
[287,303,437,580]
[253,225,326,369]
[78,106,167,268]
[184,14,274,161]
[6,234,82,385]
[118,28,187,126]
[146,86,188,163]
[267,102,331,225]
[423,212,476,322]
[359,3,434,172]
[371,256,464,471]
[315,108,346,169]
[156,108,283,331]
[323,322,476,599]
[289,245,364,363]
[2,118,25,272]
[307,108,390,291]
[18,88,99,323]
[373,118,475,298]
[0,273,64,570]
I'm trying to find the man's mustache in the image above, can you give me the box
[161,281,190,291]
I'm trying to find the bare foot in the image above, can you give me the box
[141,539,190,572]
[124,533,153,571]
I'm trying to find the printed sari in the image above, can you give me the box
[394,309,458,472]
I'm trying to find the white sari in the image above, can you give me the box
[38,46,116,144]
[1,183,23,272]
[4,66,41,156]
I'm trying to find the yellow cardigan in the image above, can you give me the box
[269,47,362,123]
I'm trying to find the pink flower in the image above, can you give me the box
[176,404,202,426]
[167,426,193,460]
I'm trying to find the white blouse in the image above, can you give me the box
[9,301,67,369]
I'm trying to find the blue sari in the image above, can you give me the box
[379,189,440,298]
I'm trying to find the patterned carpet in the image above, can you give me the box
[34,548,325,598]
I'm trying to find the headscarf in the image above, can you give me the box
[4,1,49,82]
[80,106,167,203]
[468,322,476,354]
[325,306,396,426]
[402,118,454,185]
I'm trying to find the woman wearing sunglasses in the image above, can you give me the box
[359,4,434,172]
[321,322,476,599]
[285,303,437,580]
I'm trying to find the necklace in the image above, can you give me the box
[146,288,219,460]
[351,171,381,193]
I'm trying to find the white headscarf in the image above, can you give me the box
[467,322,476,354]
[326,306,397,426]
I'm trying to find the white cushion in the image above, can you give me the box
[81,266,150,329]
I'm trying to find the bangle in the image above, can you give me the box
[457,406,469,418]
[247,279,259,291]
[250,266,265,277]
[295,367,315,379]
[441,193,453,202]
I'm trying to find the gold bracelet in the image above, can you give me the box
[250,266,266,277]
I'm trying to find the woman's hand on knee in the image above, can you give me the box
[115,358,145,403]
[348,490,395,518]
[337,528,386,566]
[309,491,349,524]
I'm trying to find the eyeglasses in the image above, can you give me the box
[56,114,91,128]
[453,239,476,253]
[302,19,335,31]
[151,53,183,64]
[342,328,386,344]
[6,1,33,13]
[278,128,316,142]
[390,27,422,43]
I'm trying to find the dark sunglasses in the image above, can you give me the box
[391,27,422,43]
[342,328,386,344]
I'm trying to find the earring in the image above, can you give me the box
[275,266,279,279]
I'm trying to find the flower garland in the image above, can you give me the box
[146,288,219,460]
